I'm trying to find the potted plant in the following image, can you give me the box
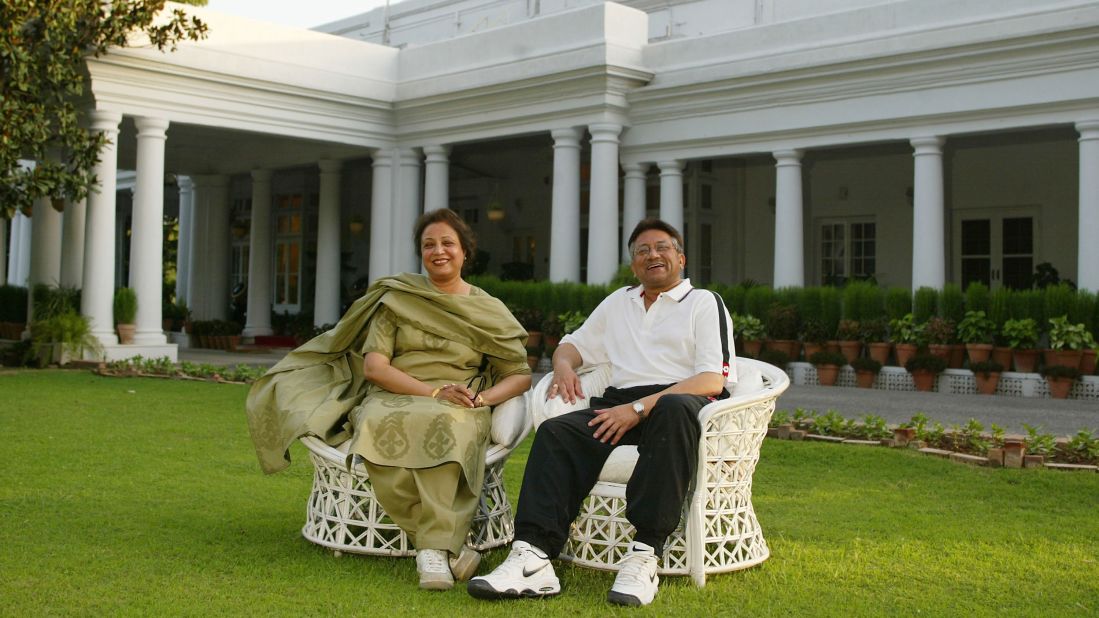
[542,313,563,356]
[969,360,1003,395]
[923,316,957,366]
[799,318,829,362]
[1047,316,1091,370]
[733,313,765,358]
[809,350,846,387]
[889,313,924,368]
[757,349,791,370]
[850,356,882,389]
[1040,364,1079,399]
[30,311,103,366]
[958,310,995,365]
[835,319,862,364]
[514,306,545,349]
[861,317,891,365]
[1002,318,1040,373]
[905,352,947,392]
[764,303,800,359]
[113,287,138,344]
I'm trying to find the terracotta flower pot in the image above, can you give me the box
[1012,348,1040,373]
[826,341,841,355]
[948,344,966,369]
[815,364,840,386]
[1043,349,1058,368]
[767,339,800,359]
[911,369,938,392]
[974,371,1000,395]
[1054,349,1083,371]
[893,427,916,446]
[802,342,824,362]
[742,339,763,358]
[894,343,918,368]
[116,323,136,345]
[867,342,891,365]
[1046,375,1074,399]
[1081,349,1097,376]
[991,346,1013,371]
[854,369,877,389]
[928,344,952,364]
[838,340,862,365]
[965,343,993,365]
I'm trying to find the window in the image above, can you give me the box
[819,219,875,285]
[274,194,303,310]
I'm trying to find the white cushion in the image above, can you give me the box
[598,446,639,483]
[729,363,764,398]
[490,395,529,448]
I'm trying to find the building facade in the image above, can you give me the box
[5,0,1099,359]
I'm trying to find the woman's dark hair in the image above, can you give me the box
[626,218,684,253]
[413,208,477,260]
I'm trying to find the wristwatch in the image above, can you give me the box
[631,401,646,419]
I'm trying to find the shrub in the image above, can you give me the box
[765,303,799,340]
[850,357,882,373]
[1047,316,1094,351]
[757,349,791,368]
[808,350,846,367]
[988,286,1011,332]
[889,313,925,345]
[968,360,1003,376]
[800,318,830,344]
[913,287,938,323]
[958,310,996,344]
[820,287,843,336]
[884,287,912,321]
[32,284,80,321]
[0,285,29,322]
[965,282,990,314]
[1043,284,1075,327]
[732,313,766,340]
[1040,364,1080,380]
[860,317,888,343]
[835,319,861,341]
[906,353,947,374]
[922,317,956,345]
[1002,318,1038,349]
[939,283,965,324]
[113,288,138,324]
[744,286,774,322]
[797,287,824,326]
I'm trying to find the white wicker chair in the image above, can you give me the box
[299,394,530,557]
[528,358,789,586]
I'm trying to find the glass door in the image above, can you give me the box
[955,210,1035,290]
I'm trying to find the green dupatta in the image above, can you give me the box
[245,273,527,474]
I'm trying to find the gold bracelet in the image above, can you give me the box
[475,393,486,407]
[430,387,442,399]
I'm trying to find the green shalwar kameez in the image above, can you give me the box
[245,273,528,553]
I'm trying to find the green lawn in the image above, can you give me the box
[1,370,1097,616]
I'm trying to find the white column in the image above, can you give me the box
[314,160,342,327]
[9,211,32,287]
[175,176,194,305]
[130,117,169,344]
[773,149,805,288]
[622,162,649,260]
[1077,120,1099,292]
[549,127,583,282]
[658,160,685,233]
[187,175,230,320]
[586,123,622,284]
[80,110,122,344]
[0,216,6,286]
[29,195,63,292]
[422,145,450,212]
[392,148,422,274]
[911,136,946,290]
[60,198,86,288]
[368,149,395,282]
[243,170,273,337]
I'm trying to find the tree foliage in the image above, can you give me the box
[0,0,208,219]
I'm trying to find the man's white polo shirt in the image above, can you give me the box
[560,278,737,389]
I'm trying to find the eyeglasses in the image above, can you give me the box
[632,242,679,258]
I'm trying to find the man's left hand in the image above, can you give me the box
[589,404,641,445]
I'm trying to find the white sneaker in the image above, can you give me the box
[417,549,455,591]
[467,541,561,599]
[607,542,659,606]
[449,545,481,582]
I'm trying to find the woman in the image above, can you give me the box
[246,209,530,591]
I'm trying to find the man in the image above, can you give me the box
[468,218,736,606]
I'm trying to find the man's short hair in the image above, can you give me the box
[627,218,684,253]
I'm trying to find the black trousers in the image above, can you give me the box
[514,384,707,558]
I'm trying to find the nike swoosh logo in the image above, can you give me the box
[523,562,548,578]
